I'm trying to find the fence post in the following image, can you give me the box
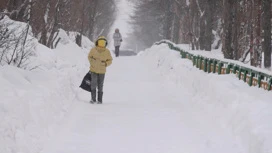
[204,58,208,72]
[182,52,186,58]
[180,51,183,58]
[196,56,200,68]
[226,63,233,74]
[218,62,223,74]
[226,64,230,74]
[207,59,212,73]
[199,57,202,70]
[233,65,238,74]
[268,77,272,91]
[248,70,254,86]
[243,69,247,82]
[257,73,262,88]
[193,56,196,66]
[238,67,243,80]
[212,60,217,73]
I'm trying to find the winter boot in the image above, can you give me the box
[97,92,103,104]
[90,90,96,104]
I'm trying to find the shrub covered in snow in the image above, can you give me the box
[0,16,37,69]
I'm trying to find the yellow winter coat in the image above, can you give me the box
[88,46,113,74]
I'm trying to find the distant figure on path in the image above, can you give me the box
[113,28,122,57]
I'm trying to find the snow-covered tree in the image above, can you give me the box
[0,0,117,48]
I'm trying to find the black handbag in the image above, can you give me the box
[79,71,92,92]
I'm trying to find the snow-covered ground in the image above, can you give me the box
[2,41,271,153]
[39,44,271,153]
[1,15,272,153]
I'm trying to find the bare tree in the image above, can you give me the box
[1,0,117,48]
[222,0,234,59]
[0,22,36,68]
[250,0,262,67]
[0,1,36,69]
[263,0,271,68]
[1,0,271,68]
[204,0,214,51]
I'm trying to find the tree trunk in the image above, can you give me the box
[173,14,180,44]
[47,0,61,49]
[164,0,173,40]
[249,0,255,65]
[233,1,239,59]
[263,0,271,68]
[199,17,205,50]
[78,0,85,47]
[222,0,234,59]
[204,0,213,51]
[253,0,262,67]
[88,0,98,41]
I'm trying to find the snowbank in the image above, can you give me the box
[0,19,93,153]
[55,30,94,50]
[141,44,272,153]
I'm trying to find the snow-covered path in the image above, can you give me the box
[41,56,247,153]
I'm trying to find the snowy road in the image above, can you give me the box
[41,56,248,153]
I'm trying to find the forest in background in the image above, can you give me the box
[0,0,116,48]
[1,0,272,69]
[129,0,272,68]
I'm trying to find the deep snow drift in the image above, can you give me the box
[0,18,93,153]
[141,44,272,153]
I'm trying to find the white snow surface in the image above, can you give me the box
[1,35,272,153]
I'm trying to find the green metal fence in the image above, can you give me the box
[155,40,272,91]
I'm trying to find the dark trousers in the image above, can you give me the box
[115,46,120,57]
[90,72,105,92]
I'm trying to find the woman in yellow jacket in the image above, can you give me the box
[88,36,113,104]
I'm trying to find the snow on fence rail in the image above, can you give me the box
[155,40,272,91]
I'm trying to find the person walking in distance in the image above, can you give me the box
[113,28,122,57]
[88,36,113,104]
